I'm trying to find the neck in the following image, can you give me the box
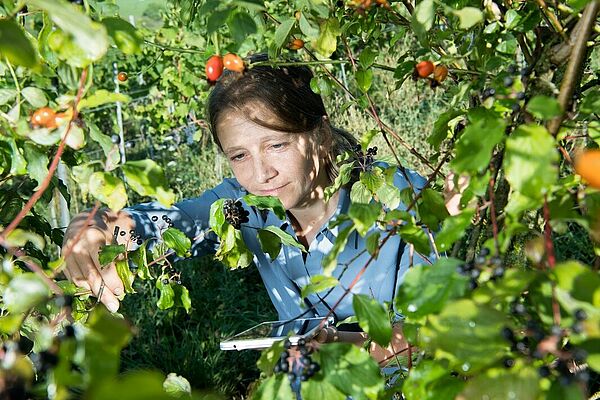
[288,188,340,242]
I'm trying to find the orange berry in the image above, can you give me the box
[289,38,305,50]
[575,150,600,189]
[433,64,448,83]
[223,53,245,73]
[117,71,128,82]
[415,60,434,78]
[31,107,56,128]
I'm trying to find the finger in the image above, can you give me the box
[76,257,121,313]
[86,229,125,297]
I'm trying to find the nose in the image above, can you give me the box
[253,155,278,183]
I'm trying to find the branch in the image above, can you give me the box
[0,68,88,241]
[548,1,600,136]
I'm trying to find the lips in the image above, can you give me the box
[257,183,288,196]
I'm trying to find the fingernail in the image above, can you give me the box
[107,300,119,313]
[113,287,123,296]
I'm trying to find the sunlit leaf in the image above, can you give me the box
[162,228,191,257]
[353,294,392,347]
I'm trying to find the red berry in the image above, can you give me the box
[223,53,245,73]
[117,72,128,82]
[206,55,224,82]
[415,60,434,78]
[31,107,56,128]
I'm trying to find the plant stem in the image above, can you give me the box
[548,0,600,136]
[0,68,88,242]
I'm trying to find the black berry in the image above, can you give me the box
[538,365,551,377]
[503,76,514,87]
[574,309,587,321]
[502,357,515,368]
[111,134,120,144]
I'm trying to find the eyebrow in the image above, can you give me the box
[222,134,289,155]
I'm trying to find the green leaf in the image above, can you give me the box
[21,87,47,107]
[257,228,282,259]
[365,232,380,256]
[324,161,354,201]
[554,261,600,309]
[3,273,51,313]
[89,171,128,211]
[274,18,295,49]
[115,259,135,294]
[460,366,540,400]
[453,7,484,29]
[503,124,558,200]
[299,13,319,39]
[376,182,402,210]
[435,208,475,252]
[102,17,142,55]
[206,9,231,35]
[322,225,354,276]
[314,343,384,399]
[411,0,435,41]
[261,226,305,251]
[353,294,392,347]
[350,180,372,204]
[579,89,600,115]
[23,142,49,190]
[355,68,373,92]
[162,228,191,258]
[0,88,16,105]
[0,19,38,68]
[163,373,191,398]
[301,275,339,299]
[122,160,175,207]
[0,314,25,335]
[98,244,126,266]
[450,110,506,173]
[173,284,192,313]
[396,258,468,319]
[130,242,152,280]
[358,47,377,69]
[156,278,175,309]
[398,220,431,256]
[526,95,562,120]
[348,203,380,236]
[78,89,130,110]
[420,299,508,373]
[0,136,27,175]
[361,168,385,193]
[402,359,465,400]
[429,110,465,148]
[228,11,257,44]
[243,194,286,220]
[88,370,172,400]
[88,122,119,171]
[253,374,294,400]
[419,188,450,229]
[209,199,227,237]
[5,228,45,250]
[28,0,108,63]
[314,18,340,57]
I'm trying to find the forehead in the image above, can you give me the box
[216,111,289,150]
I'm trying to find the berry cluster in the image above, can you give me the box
[354,145,378,171]
[223,199,249,229]
[456,248,503,289]
[500,308,590,385]
[161,265,182,285]
[150,214,175,230]
[274,339,320,395]
[113,226,145,246]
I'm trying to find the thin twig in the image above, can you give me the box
[0,68,88,242]
[548,1,600,136]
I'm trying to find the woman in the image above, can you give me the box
[63,57,435,365]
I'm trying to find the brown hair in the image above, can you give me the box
[206,57,357,183]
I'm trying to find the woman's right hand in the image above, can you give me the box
[61,209,134,313]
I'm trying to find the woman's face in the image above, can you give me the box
[216,110,329,211]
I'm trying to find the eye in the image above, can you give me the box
[271,142,287,150]
[230,153,246,162]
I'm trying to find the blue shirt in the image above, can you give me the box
[125,167,432,322]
